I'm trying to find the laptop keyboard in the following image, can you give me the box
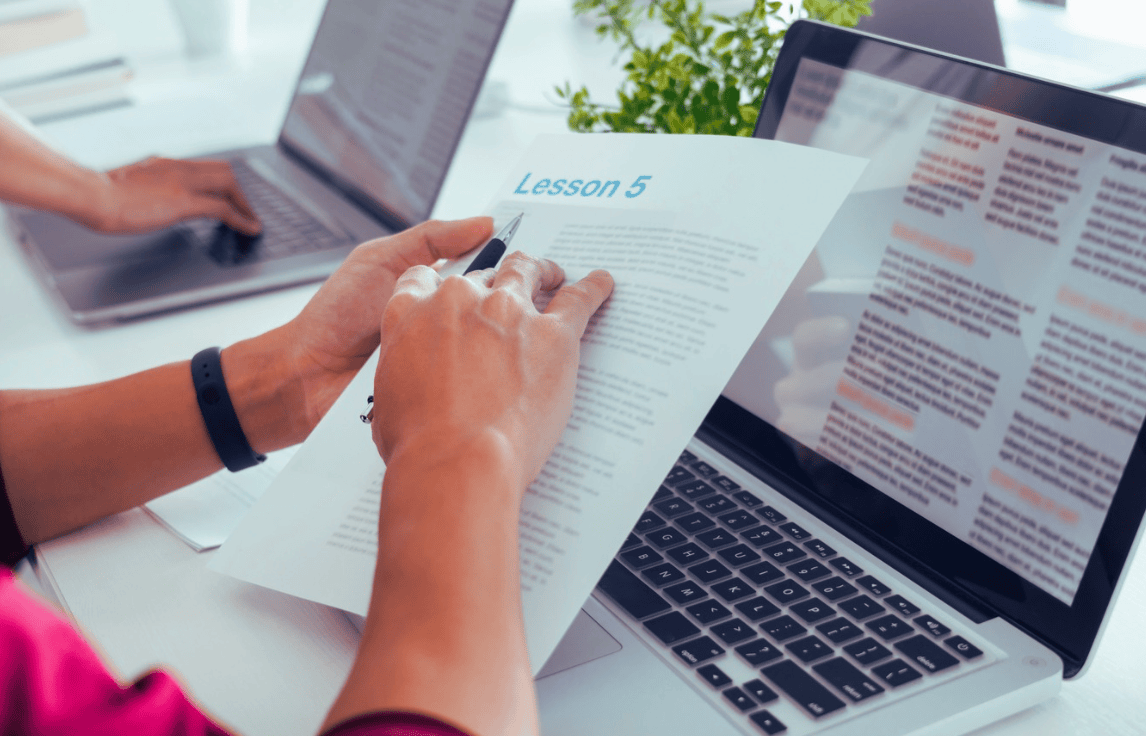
[187,158,353,264]
[594,446,992,735]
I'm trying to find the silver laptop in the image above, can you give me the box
[534,22,1146,736]
[10,0,513,324]
[858,0,1006,67]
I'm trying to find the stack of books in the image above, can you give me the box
[0,0,132,123]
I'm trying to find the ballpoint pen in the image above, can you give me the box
[361,213,525,423]
[463,212,523,274]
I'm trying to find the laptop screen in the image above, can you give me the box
[723,20,1146,674]
[277,0,513,228]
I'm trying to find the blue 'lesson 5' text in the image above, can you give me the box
[513,173,652,199]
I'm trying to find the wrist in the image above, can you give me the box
[69,169,118,230]
[219,328,311,453]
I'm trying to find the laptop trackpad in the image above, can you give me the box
[536,609,622,679]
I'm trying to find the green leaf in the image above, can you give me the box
[561,0,872,134]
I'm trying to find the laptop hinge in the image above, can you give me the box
[276,138,411,235]
[695,423,997,625]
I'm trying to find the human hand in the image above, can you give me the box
[277,217,496,436]
[773,315,851,444]
[371,251,615,490]
[85,157,262,235]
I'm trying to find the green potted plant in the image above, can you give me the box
[558,0,872,135]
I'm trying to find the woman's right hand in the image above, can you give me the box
[372,251,614,493]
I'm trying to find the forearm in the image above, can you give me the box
[325,432,537,736]
[0,113,110,226]
[0,328,308,544]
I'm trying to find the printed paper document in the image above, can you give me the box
[210,133,866,673]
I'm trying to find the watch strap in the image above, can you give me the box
[191,347,266,472]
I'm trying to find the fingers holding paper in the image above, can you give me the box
[372,250,614,488]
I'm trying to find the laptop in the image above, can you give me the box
[533,21,1146,736]
[9,0,514,324]
[857,0,1006,67]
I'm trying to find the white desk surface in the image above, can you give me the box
[5,1,1146,734]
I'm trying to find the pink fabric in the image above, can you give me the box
[0,569,470,736]
[0,464,469,736]
[0,567,231,735]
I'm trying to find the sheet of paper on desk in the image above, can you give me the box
[210,133,867,673]
[144,448,296,551]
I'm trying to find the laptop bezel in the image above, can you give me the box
[742,19,1146,678]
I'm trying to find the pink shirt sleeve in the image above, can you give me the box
[0,469,469,736]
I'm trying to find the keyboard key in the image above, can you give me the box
[714,475,742,493]
[691,460,720,477]
[687,599,733,624]
[712,577,755,602]
[697,663,733,687]
[634,510,665,533]
[735,638,784,666]
[761,660,846,718]
[866,614,914,641]
[830,557,864,577]
[620,533,641,550]
[790,598,835,623]
[749,710,787,735]
[718,544,763,567]
[621,546,664,569]
[652,497,694,519]
[886,594,921,616]
[699,495,737,514]
[652,485,674,501]
[667,542,709,566]
[895,635,960,673]
[596,560,671,619]
[732,490,762,507]
[762,541,807,564]
[663,581,708,605]
[711,618,756,645]
[644,611,701,644]
[743,678,779,704]
[696,528,738,550]
[758,506,787,524]
[678,449,698,465]
[741,526,783,548]
[646,527,688,549]
[723,686,757,712]
[857,575,891,596]
[718,509,759,530]
[803,539,836,558]
[839,594,885,621]
[787,560,831,582]
[761,615,807,641]
[688,559,732,584]
[677,479,717,500]
[914,614,952,639]
[786,635,832,662]
[676,512,716,534]
[843,637,893,666]
[764,579,809,604]
[779,522,812,540]
[664,466,697,487]
[871,658,923,688]
[736,596,781,622]
[813,657,885,702]
[742,561,785,585]
[812,577,857,601]
[817,618,864,643]
[672,636,725,666]
[945,635,984,660]
[641,562,686,587]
